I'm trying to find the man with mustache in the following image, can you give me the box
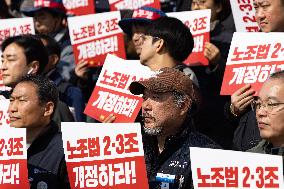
[228,0,284,151]
[129,67,220,189]
[248,70,284,160]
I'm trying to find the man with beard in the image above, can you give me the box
[129,67,220,189]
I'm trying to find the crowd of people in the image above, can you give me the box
[0,0,284,188]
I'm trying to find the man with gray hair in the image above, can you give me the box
[129,67,219,189]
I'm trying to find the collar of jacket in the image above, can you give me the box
[50,28,68,42]
[210,20,220,32]
[27,121,59,159]
[46,68,63,86]
[165,122,191,148]
[210,20,226,38]
[160,117,193,156]
[148,118,193,174]
[260,140,284,156]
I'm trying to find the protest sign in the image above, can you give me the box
[168,9,211,66]
[63,0,95,16]
[221,32,284,95]
[230,0,259,32]
[0,98,10,127]
[0,18,35,46]
[109,0,160,11]
[84,54,153,122]
[0,17,35,92]
[68,12,125,67]
[190,147,284,189]
[0,127,28,189]
[0,72,11,92]
[62,122,149,189]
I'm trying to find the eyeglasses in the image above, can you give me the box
[251,100,284,113]
[137,34,161,45]
[191,0,207,6]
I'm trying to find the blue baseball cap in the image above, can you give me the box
[118,6,167,36]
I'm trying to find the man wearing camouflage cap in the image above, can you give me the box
[129,67,220,189]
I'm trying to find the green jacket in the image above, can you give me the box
[247,140,284,174]
[247,140,284,156]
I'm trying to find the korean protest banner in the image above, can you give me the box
[190,147,284,189]
[0,17,35,46]
[109,0,160,11]
[230,0,259,32]
[0,127,29,189]
[61,122,149,189]
[0,73,11,92]
[63,0,95,16]
[68,11,126,67]
[167,9,211,66]
[221,32,284,95]
[0,17,35,92]
[84,54,153,123]
[0,98,10,127]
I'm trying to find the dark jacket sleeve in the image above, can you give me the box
[233,110,261,151]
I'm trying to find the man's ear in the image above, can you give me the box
[61,17,68,27]
[180,96,192,116]
[49,54,59,67]
[28,61,40,74]
[216,3,222,15]
[43,102,55,117]
[155,38,165,53]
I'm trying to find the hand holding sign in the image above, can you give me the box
[221,32,284,95]
[230,84,255,116]
[100,114,116,123]
[75,59,89,81]
[204,42,221,67]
